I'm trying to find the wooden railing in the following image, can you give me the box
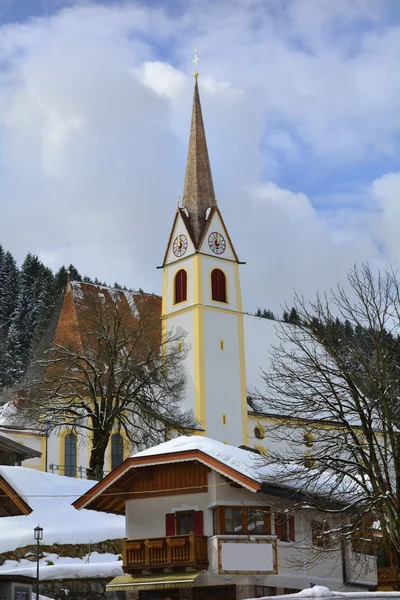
[123,535,208,572]
[377,567,397,590]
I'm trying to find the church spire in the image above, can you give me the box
[181,76,217,246]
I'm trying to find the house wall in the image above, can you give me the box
[124,469,376,592]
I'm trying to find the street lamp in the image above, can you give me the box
[34,525,43,600]
[44,421,51,473]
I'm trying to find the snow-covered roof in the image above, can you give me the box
[132,435,363,505]
[132,435,269,484]
[250,587,400,600]
[0,466,125,553]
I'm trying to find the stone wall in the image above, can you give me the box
[0,540,122,564]
[39,578,125,600]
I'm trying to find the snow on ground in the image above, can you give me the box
[0,466,125,553]
[0,558,123,581]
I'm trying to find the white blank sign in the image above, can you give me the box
[221,542,274,572]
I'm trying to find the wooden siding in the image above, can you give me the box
[124,462,208,499]
[123,535,208,573]
[87,460,209,515]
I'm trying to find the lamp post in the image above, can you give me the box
[34,525,43,600]
[44,421,51,473]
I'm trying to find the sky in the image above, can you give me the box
[0,0,399,314]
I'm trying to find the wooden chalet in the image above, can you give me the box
[73,436,377,600]
[0,470,32,518]
[0,432,41,466]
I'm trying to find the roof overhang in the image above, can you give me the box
[106,571,203,591]
[0,473,33,517]
[73,449,260,512]
[0,433,41,460]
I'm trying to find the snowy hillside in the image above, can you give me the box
[0,466,125,553]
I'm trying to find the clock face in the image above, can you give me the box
[208,232,226,255]
[173,234,188,257]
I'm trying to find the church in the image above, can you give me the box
[0,73,282,473]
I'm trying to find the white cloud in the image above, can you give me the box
[0,0,397,311]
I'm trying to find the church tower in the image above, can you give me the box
[162,76,247,446]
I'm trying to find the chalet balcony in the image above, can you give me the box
[122,535,209,573]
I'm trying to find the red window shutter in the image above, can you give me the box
[211,269,227,303]
[194,510,204,535]
[275,514,282,539]
[174,270,187,304]
[289,515,295,542]
[166,513,176,536]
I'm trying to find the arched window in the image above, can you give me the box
[65,433,77,477]
[211,269,227,303]
[111,433,124,471]
[174,269,187,304]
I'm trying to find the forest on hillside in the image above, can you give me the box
[0,244,115,389]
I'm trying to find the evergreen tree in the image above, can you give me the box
[67,264,82,281]
[0,251,19,338]
[288,307,301,325]
[6,254,51,376]
[1,321,24,386]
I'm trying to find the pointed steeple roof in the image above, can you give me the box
[181,77,217,247]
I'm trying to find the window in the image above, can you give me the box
[212,506,271,535]
[275,513,295,542]
[254,425,265,440]
[303,454,316,469]
[312,520,331,549]
[303,432,314,447]
[176,511,194,534]
[65,433,76,477]
[211,269,227,303]
[224,508,243,534]
[111,433,124,471]
[174,269,187,304]
[166,511,204,536]
[255,587,276,597]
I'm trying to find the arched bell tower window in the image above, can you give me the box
[111,433,124,471]
[65,433,77,478]
[211,269,227,303]
[174,269,187,304]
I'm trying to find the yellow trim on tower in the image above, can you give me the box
[238,313,248,446]
[234,263,248,445]
[193,254,206,430]
[161,265,168,317]
[234,263,243,313]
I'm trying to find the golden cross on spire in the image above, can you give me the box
[193,46,199,78]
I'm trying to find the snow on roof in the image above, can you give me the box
[249,586,400,600]
[132,435,362,504]
[0,467,125,553]
[133,435,278,485]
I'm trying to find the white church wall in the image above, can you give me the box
[165,310,196,418]
[203,309,245,446]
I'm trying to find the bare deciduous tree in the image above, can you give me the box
[23,286,195,480]
[256,264,400,586]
